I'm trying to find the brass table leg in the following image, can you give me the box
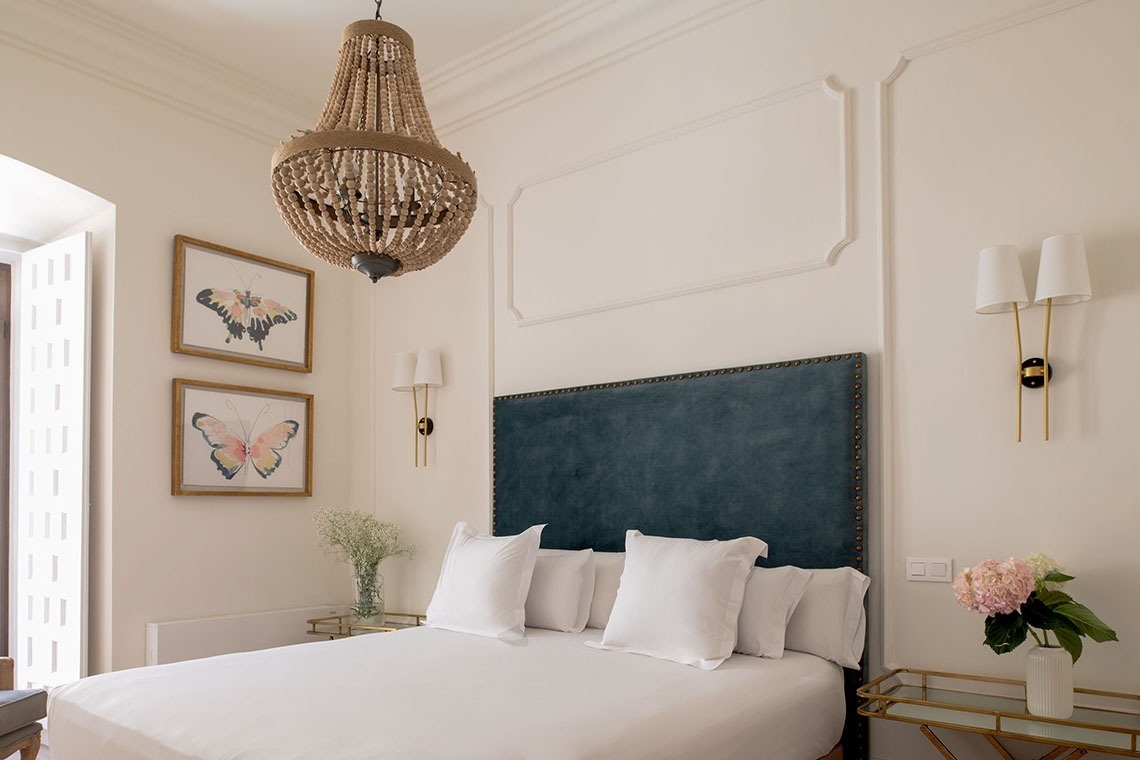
[919,725,1090,760]
[984,735,1015,760]
[920,726,957,759]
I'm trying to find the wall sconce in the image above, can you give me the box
[392,349,444,466]
[975,234,1092,442]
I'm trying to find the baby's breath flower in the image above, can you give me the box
[314,507,416,571]
[315,508,416,620]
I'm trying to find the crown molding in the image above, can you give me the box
[3,0,765,145]
[427,0,765,136]
[422,0,613,92]
[2,0,314,145]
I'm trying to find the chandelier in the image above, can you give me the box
[271,2,477,283]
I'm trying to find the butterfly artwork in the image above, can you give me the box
[191,399,300,481]
[196,270,298,352]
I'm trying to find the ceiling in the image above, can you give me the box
[82,0,576,112]
[3,0,576,245]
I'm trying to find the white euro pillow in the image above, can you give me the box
[586,551,625,629]
[525,549,596,633]
[588,530,768,670]
[426,522,545,642]
[783,566,870,669]
[734,565,813,658]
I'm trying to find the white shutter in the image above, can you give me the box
[12,232,90,688]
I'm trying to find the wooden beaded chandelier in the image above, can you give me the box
[271,7,477,283]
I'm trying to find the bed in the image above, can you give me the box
[48,352,868,760]
[50,628,844,759]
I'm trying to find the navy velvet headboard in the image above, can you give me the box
[492,352,868,759]
[493,353,865,571]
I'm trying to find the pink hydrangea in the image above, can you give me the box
[953,558,1036,616]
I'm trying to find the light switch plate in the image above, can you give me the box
[906,556,953,583]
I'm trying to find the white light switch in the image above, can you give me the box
[906,556,953,583]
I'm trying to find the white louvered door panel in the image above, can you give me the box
[13,232,90,688]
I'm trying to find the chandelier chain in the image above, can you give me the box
[374,0,383,20]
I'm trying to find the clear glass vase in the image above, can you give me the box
[352,563,385,626]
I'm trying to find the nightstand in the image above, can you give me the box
[858,668,1140,758]
[306,611,426,639]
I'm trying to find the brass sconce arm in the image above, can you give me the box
[392,349,443,467]
[976,236,1090,442]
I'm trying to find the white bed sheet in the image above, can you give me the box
[49,627,844,760]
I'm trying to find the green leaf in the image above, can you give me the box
[1043,571,1075,584]
[1034,589,1073,608]
[985,613,1028,654]
[1052,625,1084,663]
[1020,596,1054,630]
[1054,602,1119,643]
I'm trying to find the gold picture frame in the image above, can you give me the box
[172,378,313,496]
[172,235,314,372]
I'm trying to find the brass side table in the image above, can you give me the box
[858,668,1140,759]
[306,611,426,639]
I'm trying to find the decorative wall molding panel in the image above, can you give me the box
[506,78,852,326]
[873,0,1095,669]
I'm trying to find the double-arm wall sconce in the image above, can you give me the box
[392,349,443,466]
[975,233,1092,442]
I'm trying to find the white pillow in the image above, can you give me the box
[588,531,768,669]
[425,522,545,641]
[783,566,870,668]
[586,552,625,629]
[735,565,813,658]
[525,549,596,633]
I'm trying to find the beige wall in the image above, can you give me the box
[3,1,1138,757]
[0,32,367,672]
[371,1,1140,758]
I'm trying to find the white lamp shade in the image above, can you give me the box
[413,348,443,388]
[392,352,417,391]
[1035,233,1092,305]
[976,245,1029,314]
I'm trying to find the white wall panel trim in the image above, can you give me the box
[506,78,853,327]
[902,0,1093,61]
[874,0,1095,672]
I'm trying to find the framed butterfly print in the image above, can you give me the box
[172,235,314,372]
[172,378,313,496]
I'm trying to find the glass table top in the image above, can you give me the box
[858,669,1140,756]
[306,612,425,638]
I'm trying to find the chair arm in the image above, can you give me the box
[0,658,13,691]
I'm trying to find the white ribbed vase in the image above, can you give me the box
[1025,645,1074,719]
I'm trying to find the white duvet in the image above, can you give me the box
[49,627,844,760]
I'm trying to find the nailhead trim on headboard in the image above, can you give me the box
[493,352,866,572]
